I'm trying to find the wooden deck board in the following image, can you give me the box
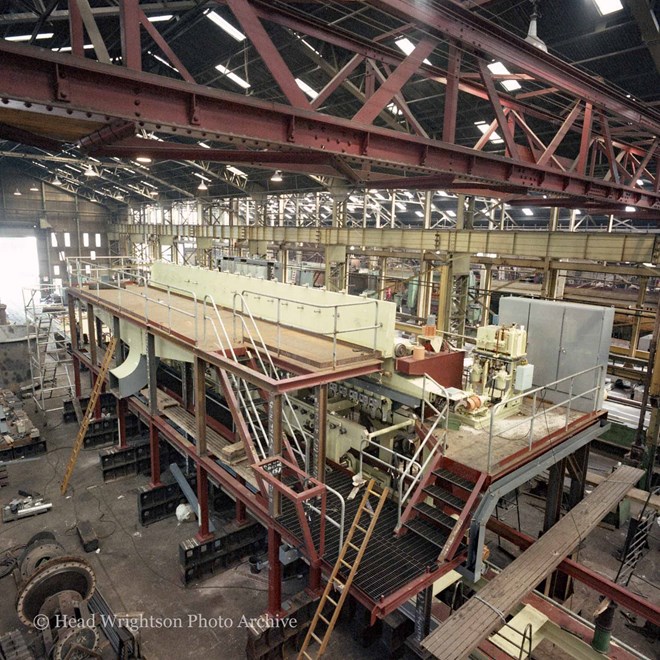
[422,465,643,660]
[161,405,257,488]
[84,285,378,370]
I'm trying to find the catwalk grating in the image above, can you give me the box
[276,469,456,602]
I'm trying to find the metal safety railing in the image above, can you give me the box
[486,363,606,472]
[68,258,347,550]
[396,375,450,525]
[234,289,382,368]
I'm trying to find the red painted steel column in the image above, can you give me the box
[196,464,213,542]
[307,560,322,597]
[236,478,248,525]
[267,527,284,617]
[68,0,85,57]
[117,397,128,448]
[119,0,142,71]
[149,422,161,487]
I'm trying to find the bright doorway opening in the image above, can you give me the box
[0,236,40,323]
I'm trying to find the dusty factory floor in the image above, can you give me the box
[0,398,658,660]
[0,401,382,660]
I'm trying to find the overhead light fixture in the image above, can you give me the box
[197,181,208,191]
[52,44,94,52]
[147,14,173,22]
[6,32,54,42]
[84,165,98,177]
[198,141,211,149]
[524,1,547,52]
[215,63,251,89]
[52,175,62,186]
[13,188,21,196]
[205,10,246,42]
[624,206,636,212]
[30,183,39,192]
[226,165,247,177]
[136,156,152,164]
[271,170,283,182]
[593,0,623,16]
[295,78,318,100]
[487,61,521,92]
[149,190,158,196]
[521,208,534,216]
[446,210,456,217]
[394,37,432,65]
[115,193,124,201]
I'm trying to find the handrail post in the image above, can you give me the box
[566,376,574,430]
[487,406,496,474]
[332,306,338,368]
[528,392,537,449]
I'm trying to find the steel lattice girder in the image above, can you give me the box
[0,40,658,210]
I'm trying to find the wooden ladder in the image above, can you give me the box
[60,337,117,494]
[297,479,389,660]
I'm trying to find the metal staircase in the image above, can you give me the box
[398,456,487,562]
[297,479,389,659]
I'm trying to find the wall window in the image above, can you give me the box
[95,233,102,247]
[83,233,89,247]
[53,265,60,276]
[90,251,96,261]
[63,232,71,248]
[50,233,58,248]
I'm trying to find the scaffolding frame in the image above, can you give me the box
[23,285,73,413]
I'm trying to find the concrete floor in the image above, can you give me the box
[0,401,382,660]
[0,398,658,659]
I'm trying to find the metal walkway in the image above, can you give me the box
[422,465,643,660]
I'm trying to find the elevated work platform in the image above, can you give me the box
[422,465,643,660]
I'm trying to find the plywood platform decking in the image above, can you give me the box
[444,400,586,476]
[422,465,643,660]
[82,285,380,371]
[160,403,257,488]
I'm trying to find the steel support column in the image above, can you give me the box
[543,458,566,533]
[117,397,128,448]
[147,332,160,486]
[194,356,207,456]
[196,462,212,542]
[267,526,284,617]
[314,385,328,483]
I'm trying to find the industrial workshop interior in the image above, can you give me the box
[0,1,659,659]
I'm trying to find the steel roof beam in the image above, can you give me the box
[0,42,657,210]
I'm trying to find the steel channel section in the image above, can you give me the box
[170,462,216,533]
[0,43,658,209]
[114,225,660,265]
[467,420,611,581]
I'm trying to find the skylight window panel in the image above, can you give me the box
[593,0,623,16]
[295,78,318,99]
[394,37,431,65]
[487,61,521,92]
[521,208,534,216]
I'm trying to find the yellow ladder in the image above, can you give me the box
[60,337,117,494]
[298,479,389,660]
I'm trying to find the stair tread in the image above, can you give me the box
[414,502,456,530]
[404,518,448,549]
[433,468,475,491]
[424,485,465,510]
